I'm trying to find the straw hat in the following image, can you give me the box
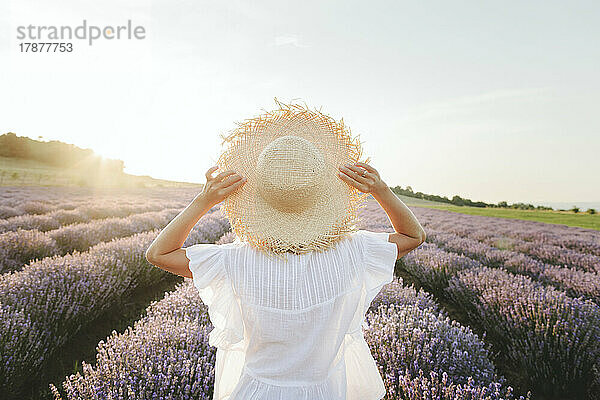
[215,98,371,257]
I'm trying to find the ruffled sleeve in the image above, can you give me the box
[184,243,245,351]
[355,229,398,309]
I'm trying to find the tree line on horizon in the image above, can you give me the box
[0,132,124,173]
[389,185,584,212]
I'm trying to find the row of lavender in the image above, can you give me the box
[49,231,530,400]
[1,207,185,273]
[412,206,600,263]
[0,207,230,397]
[0,200,185,233]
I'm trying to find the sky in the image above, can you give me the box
[1,0,599,206]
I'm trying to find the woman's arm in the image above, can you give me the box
[338,162,426,259]
[145,166,247,278]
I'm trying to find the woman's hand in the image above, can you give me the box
[338,161,426,260]
[197,165,247,207]
[337,162,388,196]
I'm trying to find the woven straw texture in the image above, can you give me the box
[215,99,371,258]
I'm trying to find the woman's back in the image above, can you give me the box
[185,228,398,400]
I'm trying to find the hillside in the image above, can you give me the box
[0,156,200,188]
[0,133,200,188]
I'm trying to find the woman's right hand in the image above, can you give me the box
[198,165,247,206]
[337,162,388,196]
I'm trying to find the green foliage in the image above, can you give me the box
[0,132,124,172]
[390,187,554,212]
[391,187,499,209]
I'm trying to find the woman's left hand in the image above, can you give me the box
[337,162,387,196]
[197,165,247,206]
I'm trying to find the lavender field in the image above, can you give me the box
[1,186,599,400]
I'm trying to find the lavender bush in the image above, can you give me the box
[19,200,56,215]
[48,207,183,253]
[0,228,60,273]
[369,275,442,314]
[393,369,529,400]
[446,266,600,399]
[0,201,183,234]
[0,204,24,219]
[401,242,482,298]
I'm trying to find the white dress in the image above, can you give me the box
[184,229,398,400]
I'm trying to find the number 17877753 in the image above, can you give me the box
[19,42,73,52]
